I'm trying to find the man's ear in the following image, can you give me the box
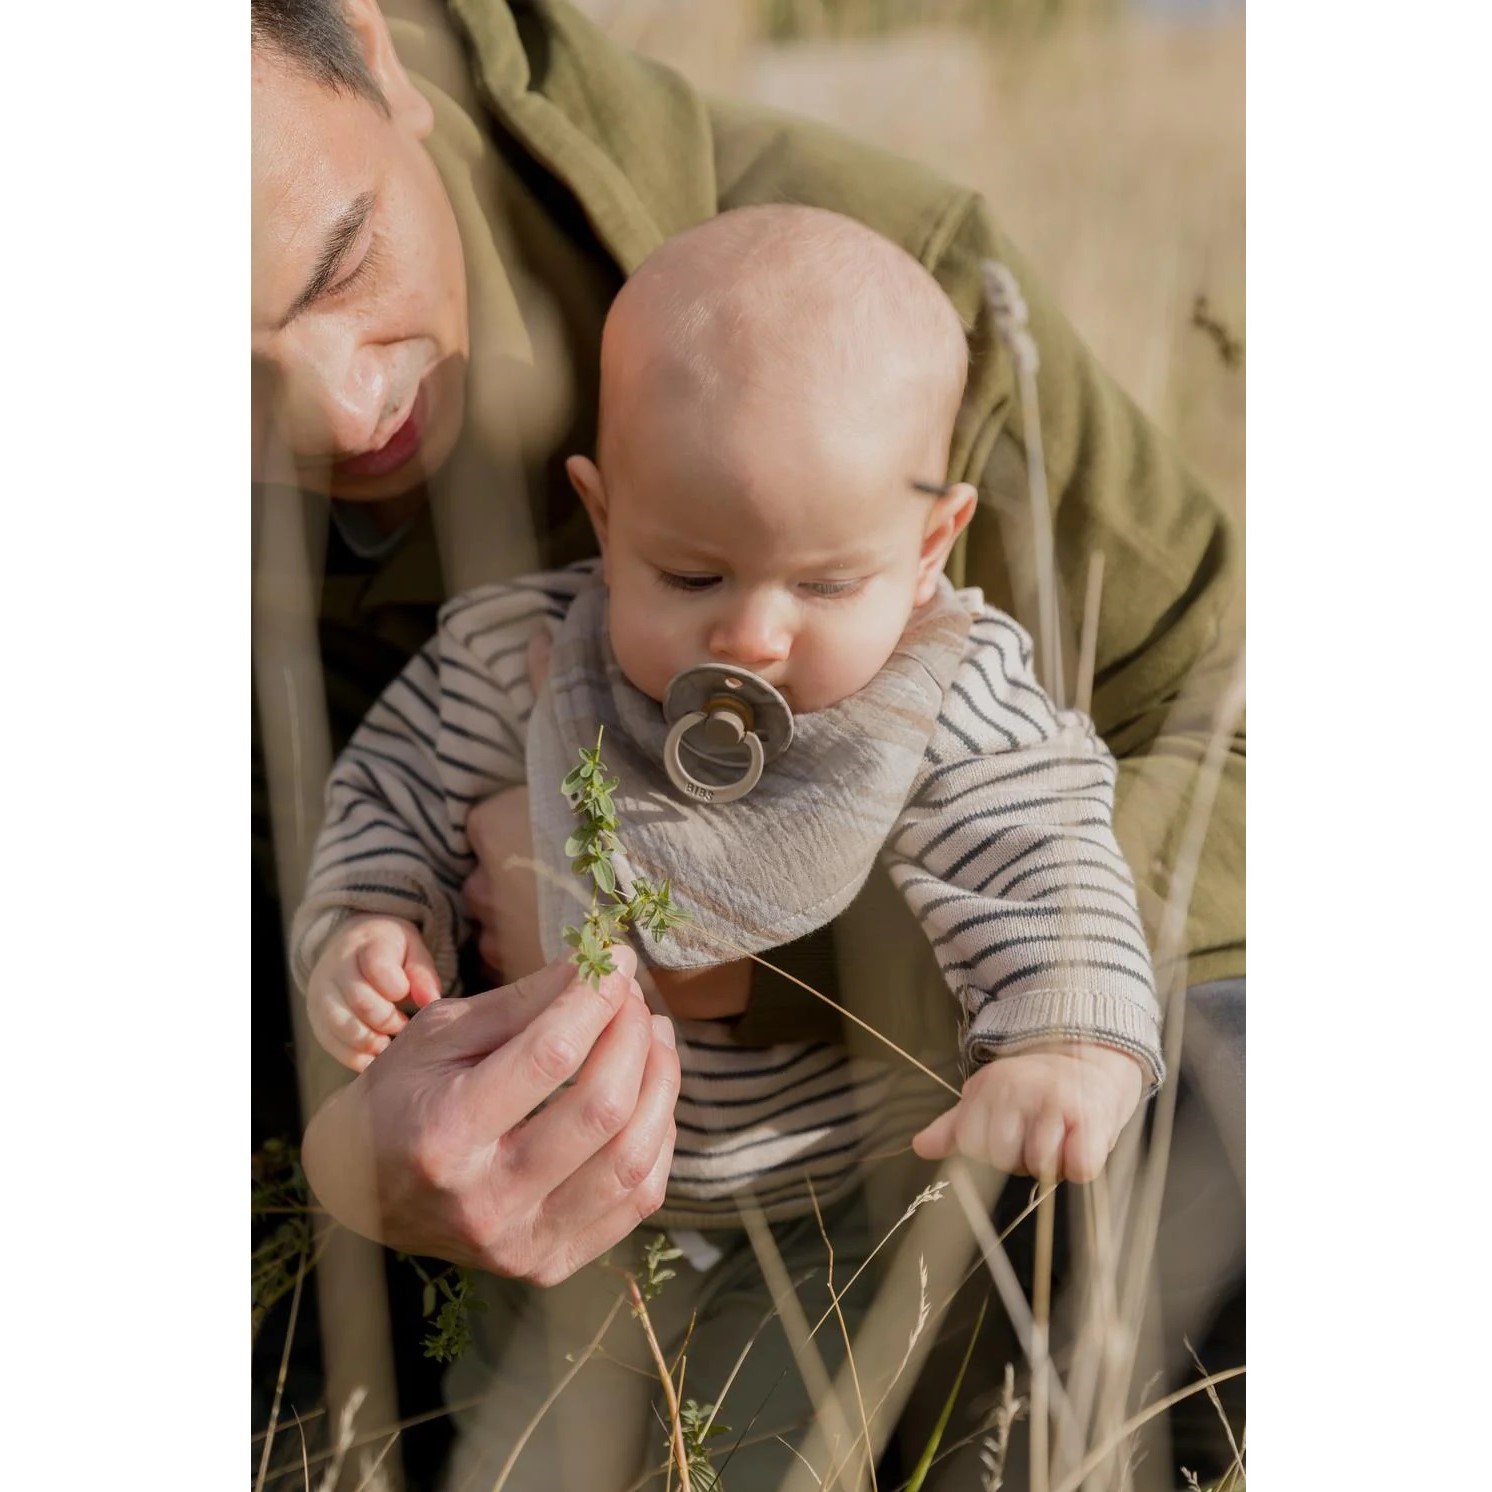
[913,482,977,605]
[566,455,611,573]
[341,0,434,139]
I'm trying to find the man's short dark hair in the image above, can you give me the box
[251,0,389,112]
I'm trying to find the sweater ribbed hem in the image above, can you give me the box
[965,986,1166,1094]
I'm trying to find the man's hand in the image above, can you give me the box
[911,1042,1145,1183]
[301,945,680,1286]
[306,914,443,1071]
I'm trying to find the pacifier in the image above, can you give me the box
[661,664,795,804]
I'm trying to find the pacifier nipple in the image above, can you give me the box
[661,665,794,805]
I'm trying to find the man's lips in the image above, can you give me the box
[333,386,428,481]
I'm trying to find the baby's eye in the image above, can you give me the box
[800,579,864,599]
[657,571,721,593]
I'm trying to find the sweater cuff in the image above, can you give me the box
[964,987,1166,1095]
[289,877,462,997]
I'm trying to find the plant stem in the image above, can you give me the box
[627,1275,693,1492]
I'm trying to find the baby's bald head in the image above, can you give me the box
[596,205,969,479]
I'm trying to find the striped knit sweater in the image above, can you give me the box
[291,564,1160,1225]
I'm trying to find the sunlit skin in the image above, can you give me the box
[251,0,468,503]
[569,384,972,715]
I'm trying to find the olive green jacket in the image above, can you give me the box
[278,0,1243,1056]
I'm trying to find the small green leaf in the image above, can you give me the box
[422,1282,436,1318]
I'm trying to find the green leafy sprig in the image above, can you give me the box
[561,729,691,985]
[636,1231,685,1305]
[398,1255,488,1364]
[679,1399,730,1492]
[250,1138,318,1340]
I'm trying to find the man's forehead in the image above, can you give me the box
[251,56,377,302]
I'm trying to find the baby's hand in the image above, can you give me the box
[306,915,443,1072]
[911,1043,1145,1183]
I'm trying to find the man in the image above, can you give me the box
[251,0,1244,1483]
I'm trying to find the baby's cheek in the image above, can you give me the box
[611,612,680,702]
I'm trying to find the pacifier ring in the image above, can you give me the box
[660,662,795,805]
[663,712,766,804]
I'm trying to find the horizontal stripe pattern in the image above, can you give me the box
[884,611,1161,1088]
[291,568,1159,1224]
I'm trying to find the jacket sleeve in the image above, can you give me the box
[884,612,1164,1091]
[288,587,546,994]
[707,97,1245,986]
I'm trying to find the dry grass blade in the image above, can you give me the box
[903,1294,988,1492]
[809,1183,880,1492]
[983,259,1065,706]
[510,841,965,1101]
[255,1237,310,1492]
[699,1299,781,1445]
[947,1164,1080,1454]
[311,1385,369,1492]
[1099,658,1246,1440]
[625,1276,694,1492]
[491,1295,625,1492]
[813,1181,953,1338]
[1074,551,1106,719]
[740,1199,860,1490]
[776,1434,828,1487]
[1056,1168,1124,1487]
[713,1186,953,1491]
[979,1363,1025,1492]
[1046,1368,1245,1492]
[294,1410,310,1492]
[1029,1177,1057,1492]
[348,1433,401,1492]
[1183,1338,1245,1487]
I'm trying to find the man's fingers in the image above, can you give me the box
[407,946,636,1061]
[461,866,494,922]
[525,1011,680,1226]
[500,994,654,1213]
[464,950,644,1133]
[527,1111,677,1287]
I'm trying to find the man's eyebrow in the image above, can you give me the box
[276,191,376,330]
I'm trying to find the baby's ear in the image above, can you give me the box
[565,455,610,555]
[914,481,977,604]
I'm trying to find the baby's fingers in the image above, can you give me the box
[404,940,443,1009]
[911,1105,959,1161]
[356,939,412,1003]
[310,1000,392,1071]
[1022,1109,1068,1182]
[342,980,409,1037]
[1061,1121,1113,1185]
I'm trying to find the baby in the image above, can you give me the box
[292,205,1161,1201]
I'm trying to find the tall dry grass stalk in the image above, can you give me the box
[253,479,403,1492]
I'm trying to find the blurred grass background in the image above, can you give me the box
[575,0,1245,526]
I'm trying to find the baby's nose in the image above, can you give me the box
[709,603,792,668]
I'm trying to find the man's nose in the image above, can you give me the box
[709,591,793,669]
[280,336,396,459]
